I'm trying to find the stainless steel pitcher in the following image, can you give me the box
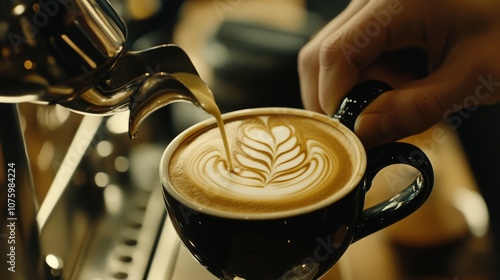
[0,1,209,279]
[1,0,205,136]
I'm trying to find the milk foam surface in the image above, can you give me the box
[168,114,356,214]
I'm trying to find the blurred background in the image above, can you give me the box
[4,0,500,279]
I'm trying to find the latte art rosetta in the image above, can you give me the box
[168,112,356,214]
[188,117,336,199]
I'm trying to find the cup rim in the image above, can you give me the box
[160,107,367,220]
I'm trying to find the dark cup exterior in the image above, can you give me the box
[163,180,365,280]
[162,141,433,280]
[161,81,434,280]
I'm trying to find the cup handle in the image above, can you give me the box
[353,142,434,242]
[333,80,393,131]
[333,80,434,242]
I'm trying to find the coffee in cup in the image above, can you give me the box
[162,101,434,280]
[167,108,364,218]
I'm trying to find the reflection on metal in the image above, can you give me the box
[1,1,205,136]
[0,104,43,280]
[60,35,98,69]
[45,254,64,279]
[36,115,103,228]
[35,114,167,279]
[0,0,195,279]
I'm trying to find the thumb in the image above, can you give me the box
[354,87,443,148]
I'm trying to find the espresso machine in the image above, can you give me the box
[0,0,211,279]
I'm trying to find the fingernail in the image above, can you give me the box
[354,112,391,147]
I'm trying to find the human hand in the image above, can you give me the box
[298,0,500,147]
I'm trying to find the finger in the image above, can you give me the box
[354,52,485,147]
[317,0,427,115]
[298,0,368,112]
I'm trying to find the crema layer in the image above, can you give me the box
[168,115,356,214]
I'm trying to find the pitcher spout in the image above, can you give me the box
[128,71,205,138]
[59,44,209,138]
[1,1,205,138]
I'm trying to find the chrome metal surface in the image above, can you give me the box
[1,0,204,127]
[0,0,203,275]
[148,217,182,280]
[32,112,169,280]
[0,104,43,280]
[36,115,104,280]
[0,1,211,279]
[74,167,166,280]
[0,0,126,103]
[59,44,202,119]
[45,254,64,280]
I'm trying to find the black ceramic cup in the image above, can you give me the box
[160,81,434,280]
